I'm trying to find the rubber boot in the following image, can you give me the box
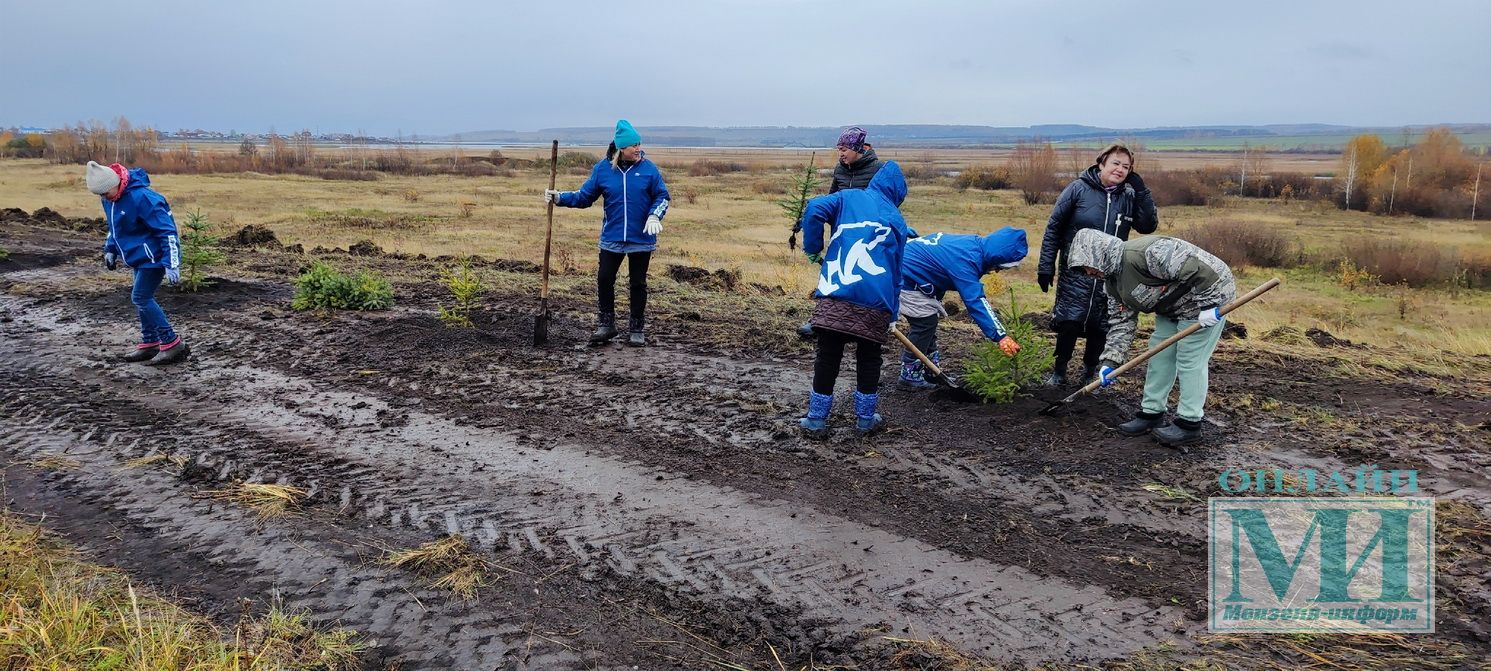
[144,337,190,366]
[898,352,935,390]
[1077,365,1098,386]
[626,316,646,347]
[123,342,160,363]
[589,312,619,345]
[853,391,883,435]
[1153,417,1204,447]
[1042,362,1069,387]
[1117,411,1165,436]
[796,321,816,339]
[799,391,832,440]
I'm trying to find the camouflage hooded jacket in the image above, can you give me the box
[1065,229,1237,368]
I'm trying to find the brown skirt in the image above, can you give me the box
[809,297,892,344]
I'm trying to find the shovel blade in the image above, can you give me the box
[532,310,551,346]
[1037,400,1067,416]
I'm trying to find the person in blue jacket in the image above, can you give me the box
[545,120,671,346]
[897,228,1026,388]
[86,160,189,365]
[797,161,912,438]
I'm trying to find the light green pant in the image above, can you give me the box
[1141,314,1224,422]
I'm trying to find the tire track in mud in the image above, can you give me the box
[2,295,1191,662]
[0,403,569,670]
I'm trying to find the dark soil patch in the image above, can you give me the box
[228,223,280,247]
[667,264,742,291]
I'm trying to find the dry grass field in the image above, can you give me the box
[3,151,1487,371]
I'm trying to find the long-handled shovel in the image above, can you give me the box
[890,326,980,402]
[1038,277,1281,417]
[533,140,559,346]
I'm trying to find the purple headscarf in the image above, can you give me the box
[836,126,867,152]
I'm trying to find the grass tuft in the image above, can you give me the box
[124,453,189,470]
[204,483,308,520]
[380,535,505,600]
[0,508,366,670]
[27,455,81,470]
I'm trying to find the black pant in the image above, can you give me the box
[905,313,939,355]
[597,250,651,322]
[1053,319,1107,372]
[813,329,883,395]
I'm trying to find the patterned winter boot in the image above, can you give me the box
[799,391,832,440]
[898,352,935,390]
[853,391,884,435]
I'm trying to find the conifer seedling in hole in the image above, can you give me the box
[179,208,226,292]
[438,260,484,327]
[963,288,1056,403]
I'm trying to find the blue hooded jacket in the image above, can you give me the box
[800,161,911,316]
[902,228,1029,341]
[556,153,670,250]
[101,168,180,270]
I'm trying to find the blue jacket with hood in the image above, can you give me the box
[902,228,1029,341]
[800,161,910,317]
[101,168,180,270]
[556,153,670,250]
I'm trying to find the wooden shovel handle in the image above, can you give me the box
[1063,277,1281,402]
[540,140,558,301]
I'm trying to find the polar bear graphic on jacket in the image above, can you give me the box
[818,221,893,296]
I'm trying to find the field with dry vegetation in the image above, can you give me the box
[2,146,1489,669]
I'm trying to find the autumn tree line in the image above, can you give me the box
[2,118,1486,220]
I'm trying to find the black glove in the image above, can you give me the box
[1038,272,1053,293]
[1125,171,1147,192]
[103,252,117,271]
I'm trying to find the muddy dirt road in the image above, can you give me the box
[3,214,1489,669]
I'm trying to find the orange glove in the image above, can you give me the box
[998,337,1021,357]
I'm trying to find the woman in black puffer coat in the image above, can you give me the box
[1037,144,1158,385]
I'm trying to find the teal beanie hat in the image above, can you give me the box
[613,119,642,149]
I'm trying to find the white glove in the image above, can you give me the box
[1197,307,1222,328]
[543,189,561,204]
[644,215,662,236]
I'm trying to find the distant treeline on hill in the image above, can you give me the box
[438,123,1491,152]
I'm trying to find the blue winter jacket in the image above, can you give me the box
[902,228,1029,341]
[800,161,911,317]
[556,153,670,250]
[101,168,180,270]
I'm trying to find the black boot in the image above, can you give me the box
[1042,362,1069,387]
[144,338,190,366]
[796,321,816,339]
[1153,417,1204,446]
[1077,365,1098,386]
[123,342,160,363]
[1117,411,1165,436]
[589,312,619,345]
[627,317,646,347]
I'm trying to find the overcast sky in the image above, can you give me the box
[4,0,1488,136]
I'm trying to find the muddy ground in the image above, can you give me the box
[2,211,1489,670]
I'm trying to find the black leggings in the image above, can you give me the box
[813,329,883,395]
[597,250,651,321]
[1053,319,1107,371]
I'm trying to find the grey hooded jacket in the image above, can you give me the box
[1066,229,1236,369]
